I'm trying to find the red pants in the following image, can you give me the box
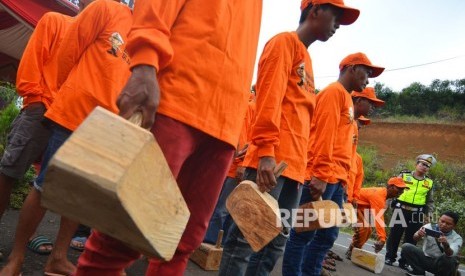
[75,114,234,275]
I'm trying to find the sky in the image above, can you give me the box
[254,0,465,92]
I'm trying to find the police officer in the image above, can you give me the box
[385,154,436,268]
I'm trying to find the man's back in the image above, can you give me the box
[126,0,262,147]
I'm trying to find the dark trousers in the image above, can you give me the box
[401,243,458,276]
[385,206,425,263]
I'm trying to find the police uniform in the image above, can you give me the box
[385,155,435,266]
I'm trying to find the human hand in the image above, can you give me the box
[374,241,385,253]
[256,156,277,193]
[351,199,358,209]
[117,65,160,129]
[235,166,246,182]
[309,177,327,200]
[416,227,426,238]
[438,235,448,245]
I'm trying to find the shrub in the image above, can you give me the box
[357,145,465,257]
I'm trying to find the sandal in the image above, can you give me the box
[322,260,336,272]
[70,236,87,252]
[324,256,336,266]
[327,250,343,261]
[27,235,53,255]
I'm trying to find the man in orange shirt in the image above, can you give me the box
[345,177,407,259]
[0,10,74,269]
[219,1,359,275]
[283,52,384,275]
[348,88,385,206]
[74,1,262,275]
[0,1,132,275]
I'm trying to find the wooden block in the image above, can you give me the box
[339,203,357,226]
[351,247,385,274]
[226,180,282,252]
[41,107,190,261]
[190,230,224,270]
[294,199,343,232]
[190,243,223,270]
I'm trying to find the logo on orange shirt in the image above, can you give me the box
[296,62,314,93]
[107,32,124,57]
[349,106,354,123]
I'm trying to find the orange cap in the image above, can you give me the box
[339,52,385,78]
[357,115,371,125]
[300,0,360,25]
[351,87,385,107]
[388,177,407,188]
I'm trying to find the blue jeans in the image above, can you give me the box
[33,123,72,191]
[219,168,302,276]
[204,176,237,244]
[282,182,344,276]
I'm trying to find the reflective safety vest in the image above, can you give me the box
[397,172,433,206]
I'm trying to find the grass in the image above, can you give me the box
[374,115,465,125]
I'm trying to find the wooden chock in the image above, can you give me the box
[351,247,385,274]
[226,161,287,252]
[41,107,190,261]
[190,230,224,270]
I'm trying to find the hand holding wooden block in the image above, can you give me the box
[41,107,190,261]
[226,162,287,252]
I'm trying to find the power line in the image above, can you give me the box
[315,55,465,79]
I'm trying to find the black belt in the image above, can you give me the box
[396,202,423,212]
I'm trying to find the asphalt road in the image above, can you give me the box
[1,210,462,275]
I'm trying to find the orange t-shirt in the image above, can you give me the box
[126,0,262,148]
[357,187,388,242]
[227,100,256,178]
[16,12,73,109]
[307,81,355,184]
[242,32,315,183]
[347,152,364,202]
[45,0,132,130]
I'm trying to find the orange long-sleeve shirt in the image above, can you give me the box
[307,81,354,184]
[243,32,315,183]
[126,0,262,148]
[45,0,132,130]
[357,187,388,242]
[16,12,73,109]
[227,100,256,178]
[347,152,364,202]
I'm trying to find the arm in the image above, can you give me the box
[54,1,108,90]
[352,154,364,202]
[250,37,291,192]
[117,0,186,128]
[16,13,60,101]
[439,234,462,257]
[413,226,426,242]
[371,196,387,250]
[425,184,434,221]
[308,87,343,198]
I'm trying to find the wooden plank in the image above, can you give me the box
[190,230,224,271]
[41,107,190,261]
[226,180,282,252]
[226,163,287,252]
[351,247,385,274]
[339,203,357,226]
[294,199,343,232]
